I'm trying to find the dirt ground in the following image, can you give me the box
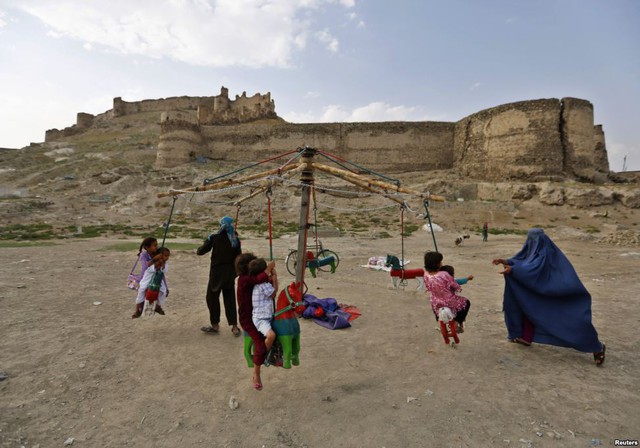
[1,226,639,448]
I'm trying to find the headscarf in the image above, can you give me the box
[217,216,239,248]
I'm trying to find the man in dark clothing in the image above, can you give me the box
[197,216,242,336]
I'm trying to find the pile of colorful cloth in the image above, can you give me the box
[300,294,361,329]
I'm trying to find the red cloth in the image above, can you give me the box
[236,272,269,365]
[339,304,362,321]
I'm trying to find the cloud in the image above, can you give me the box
[346,10,365,27]
[345,102,422,121]
[282,101,440,123]
[316,28,339,53]
[15,0,354,68]
[470,82,481,90]
[0,10,6,28]
[505,17,517,24]
[303,91,320,99]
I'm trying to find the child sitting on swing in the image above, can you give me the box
[250,258,279,363]
[132,247,171,318]
[423,251,471,333]
[440,265,474,286]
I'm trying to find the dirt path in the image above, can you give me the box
[1,231,639,447]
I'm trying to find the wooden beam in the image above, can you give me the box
[311,162,445,202]
[313,163,405,205]
[157,162,301,198]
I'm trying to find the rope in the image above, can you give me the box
[424,199,439,253]
[317,149,401,186]
[312,187,319,256]
[401,204,405,273]
[315,202,398,213]
[161,196,178,247]
[279,178,413,199]
[176,192,196,217]
[397,203,409,288]
[202,150,297,185]
[234,204,241,230]
[169,180,261,196]
[317,151,359,174]
[266,189,273,261]
[278,150,304,172]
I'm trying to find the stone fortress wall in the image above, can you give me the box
[46,86,610,182]
[45,86,276,141]
[157,89,608,182]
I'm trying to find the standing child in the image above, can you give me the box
[250,258,278,368]
[423,251,471,333]
[133,247,170,318]
[482,223,489,242]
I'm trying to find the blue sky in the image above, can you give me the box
[1,0,638,170]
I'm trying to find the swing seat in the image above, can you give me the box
[437,307,460,347]
[386,255,425,289]
[306,252,336,278]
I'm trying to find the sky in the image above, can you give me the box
[0,0,639,171]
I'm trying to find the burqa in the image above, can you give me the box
[502,228,602,352]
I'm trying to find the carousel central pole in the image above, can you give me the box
[294,146,316,290]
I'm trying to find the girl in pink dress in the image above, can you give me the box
[423,251,471,333]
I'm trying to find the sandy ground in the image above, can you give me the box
[1,230,639,448]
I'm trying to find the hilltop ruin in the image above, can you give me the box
[46,87,609,183]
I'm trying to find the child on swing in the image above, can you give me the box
[235,253,275,390]
[440,265,474,286]
[132,247,171,318]
[250,258,279,367]
[128,237,158,290]
[423,251,471,333]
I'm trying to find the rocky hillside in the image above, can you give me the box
[1,111,639,246]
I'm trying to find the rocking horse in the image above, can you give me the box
[306,251,336,278]
[385,255,425,290]
[142,269,164,317]
[243,282,305,369]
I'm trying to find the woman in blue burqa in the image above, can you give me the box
[493,228,606,366]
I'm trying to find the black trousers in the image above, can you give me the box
[432,299,471,324]
[206,285,237,326]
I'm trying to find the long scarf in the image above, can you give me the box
[218,216,239,248]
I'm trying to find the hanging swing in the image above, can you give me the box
[284,187,339,277]
[386,200,439,290]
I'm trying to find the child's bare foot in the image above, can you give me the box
[455,323,464,333]
[252,375,263,390]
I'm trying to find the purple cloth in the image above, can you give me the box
[302,295,351,330]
